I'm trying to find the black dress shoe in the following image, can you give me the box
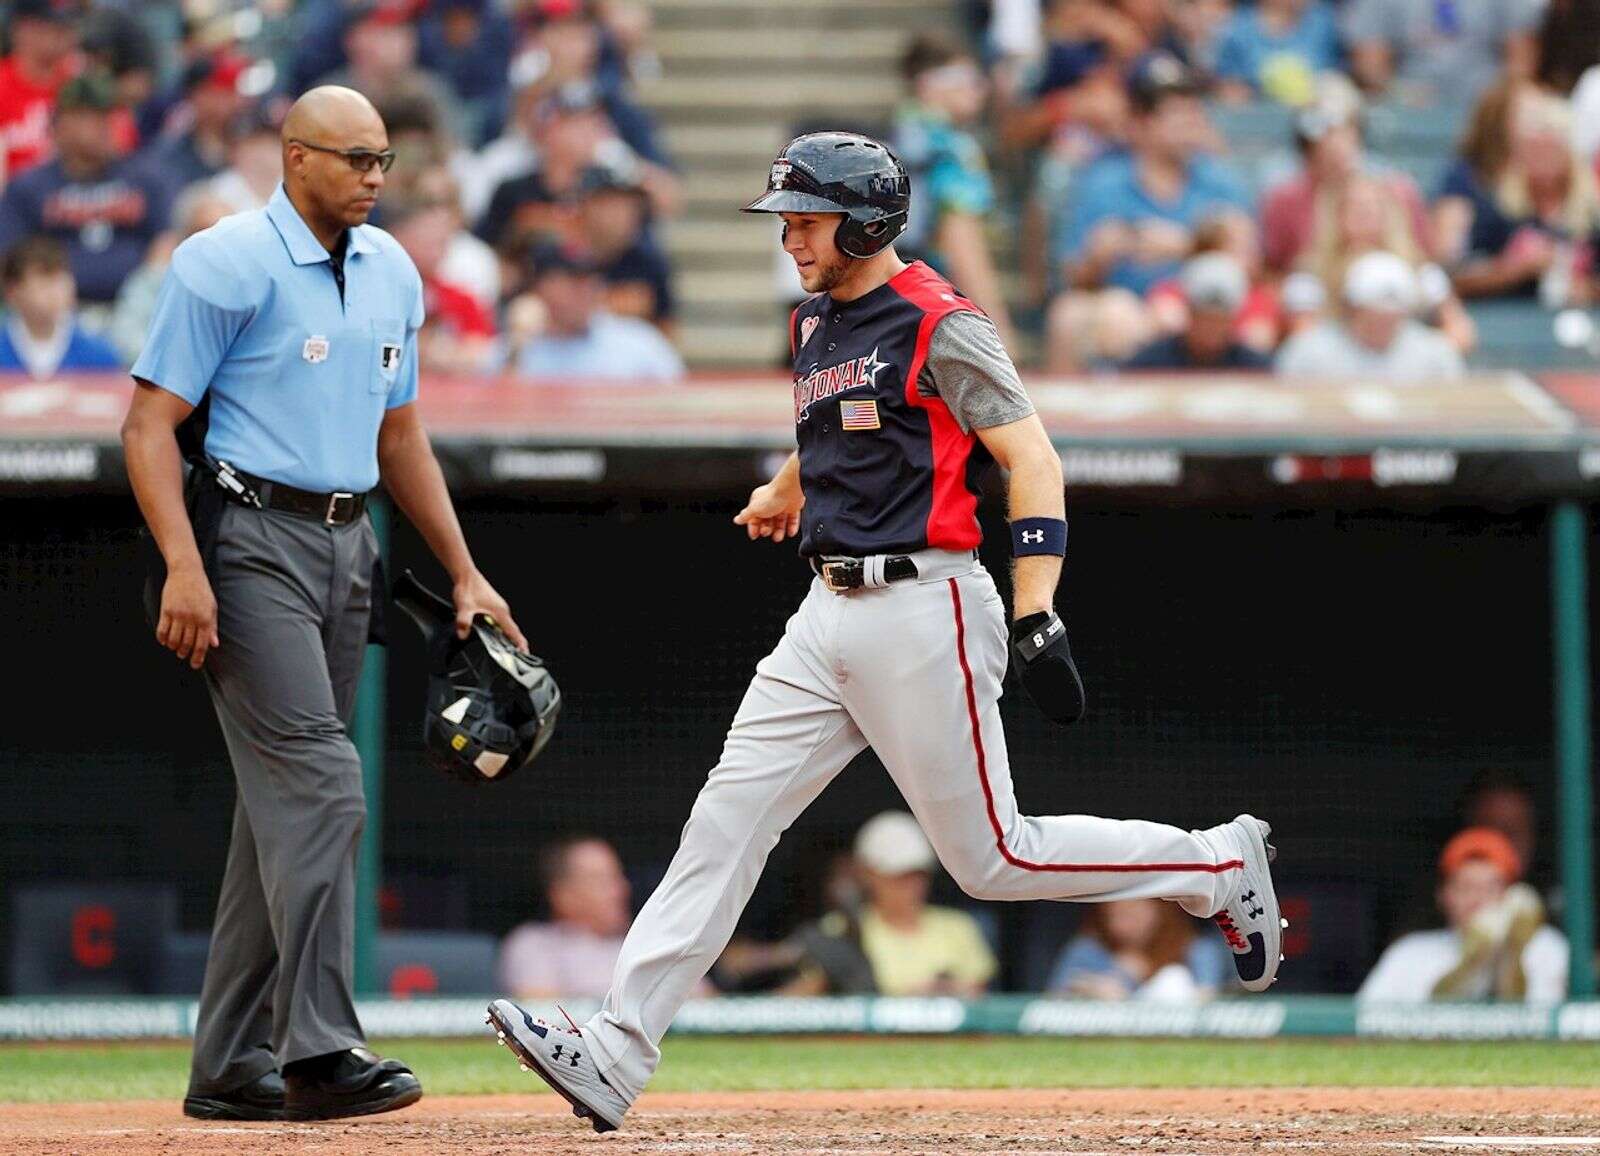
[282,1047,422,1121]
[183,1069,286,1121]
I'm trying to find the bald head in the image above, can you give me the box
[281,87,391,245]
[282,86,386,151]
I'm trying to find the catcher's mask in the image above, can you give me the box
[393,570,560,784]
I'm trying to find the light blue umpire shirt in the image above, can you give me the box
[131,182,424,493]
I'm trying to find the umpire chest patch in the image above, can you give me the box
[380,343,403,373]
[302,336,330,363]
[839,398,880,430]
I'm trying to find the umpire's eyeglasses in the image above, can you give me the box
[290,139,397,174]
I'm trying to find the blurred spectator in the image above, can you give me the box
[478,81,640,254]
[411,164,501,310]
[1533,0,1600,95]
[1147,212,1282,354]
[373,90,470,207]
[0,0,83,184]
[1047,899,1229,1000]
[497,836,631,999]
[1260,91,1432,277]
[149,51,257,190]
[505,1,669,166]
[1213,0,1340,107]
[108,183,231,364]
[1122,252,1271,369]
[1047,53,1251,369]
[387,197,497,375]
[1341,0,1543,108]
[1457,769,1540,885]
[999,0,1144,154]
[1436,83,1600,307]
[1358,828,1567,1002]
[0,234,120,377]
[458,62,544,226]
[318,0,468,146]
[851,812,996,998]
[576,160,672,326]
[79,7,158,148]
[893,33,1014,344]
[0,71,171,305]
[418,0,516,147]
[503,241,684,380]
[1288,173,1475,352]
[208,102,285,215]
[1276,250,1465,379]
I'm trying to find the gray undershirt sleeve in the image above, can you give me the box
[916,310,1036,435]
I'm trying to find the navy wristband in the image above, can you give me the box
[1011,517,1067,557]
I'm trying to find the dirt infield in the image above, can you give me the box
[5,1088,1600,1154]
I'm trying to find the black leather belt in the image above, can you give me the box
[225,464,369,526]
[812,554,919,591]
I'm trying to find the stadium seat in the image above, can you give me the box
[375,931,498,997]
[9,882,178,995]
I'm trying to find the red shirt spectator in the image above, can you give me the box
[425,276,495,339]
[0,0,83,181]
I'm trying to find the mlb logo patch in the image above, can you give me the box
[302,336,330,363]
[839,399,880,430]
[380,343,403,373]
[800,316,819,347]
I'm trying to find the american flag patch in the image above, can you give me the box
[839,399,880,430]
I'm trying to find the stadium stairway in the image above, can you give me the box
[642,0,959,368]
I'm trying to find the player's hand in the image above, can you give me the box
[157,562,219,670]
[734,482,804,543]
[453,569,529,652]
[1010,610,1087,726]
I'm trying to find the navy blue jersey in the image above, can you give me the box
[790,261,990,558]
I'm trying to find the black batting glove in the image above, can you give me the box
[1010,611,1086,726]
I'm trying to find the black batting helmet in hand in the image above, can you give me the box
[743,131,910,258]
[394,570,560,784]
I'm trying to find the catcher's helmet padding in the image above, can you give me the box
[394,570,561,784]
[743,131,910,259]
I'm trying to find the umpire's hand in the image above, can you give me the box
[159,563,220,670]
[453,569,528,651]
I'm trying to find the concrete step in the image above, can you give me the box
[663,218,779,257]
[662,123,787,163]
[678,267,781,306]
[678,322,787,367]
[637,74,900,114]
[652,27,908,64]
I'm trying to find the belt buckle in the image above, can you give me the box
[325,492,356,525]
[819,558,861,594]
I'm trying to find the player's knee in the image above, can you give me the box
[945,855,1014,902]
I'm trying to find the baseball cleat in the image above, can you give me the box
[1211,814,1284,992]
[486,999,629,1133]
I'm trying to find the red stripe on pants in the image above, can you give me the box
[948,578,1244,875]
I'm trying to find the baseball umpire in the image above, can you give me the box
[121,87,525,1122]
[486,132,1285,1134]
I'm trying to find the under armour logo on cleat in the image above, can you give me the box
[551,1044,581,1068]
[1243,891,1264,919]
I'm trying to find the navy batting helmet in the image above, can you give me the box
[394,570,560,785]
[743,131,910,259]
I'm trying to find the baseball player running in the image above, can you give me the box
[488,132,1283,1133]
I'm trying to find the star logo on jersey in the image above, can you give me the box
[792,346,892,423]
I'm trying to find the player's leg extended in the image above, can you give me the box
[494,582,868,1128]
[843,563,1239,912]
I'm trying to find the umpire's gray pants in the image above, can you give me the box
[187,503,378,1095]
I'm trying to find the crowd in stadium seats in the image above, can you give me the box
[0,0,678,382]
[2,0,1599,379]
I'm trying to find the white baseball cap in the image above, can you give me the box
[854,811,936,875]
[1180,252,1248,313]
[1342,250,1418,313]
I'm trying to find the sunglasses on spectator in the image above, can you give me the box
[290,139,397,173]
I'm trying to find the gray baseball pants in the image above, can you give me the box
[186,503,378,1095]
[581,549,1245,1101]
